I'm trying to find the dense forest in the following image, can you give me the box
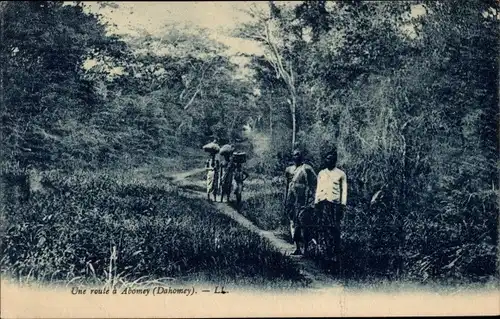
[1,1,498,285]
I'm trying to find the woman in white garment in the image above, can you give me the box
[206,152,219,202]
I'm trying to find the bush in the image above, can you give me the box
[244,180,498,283]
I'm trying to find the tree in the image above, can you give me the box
[236,2,303,149]
[1,1,125,169]
[103,24,257,153]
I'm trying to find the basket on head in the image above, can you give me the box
[219,144,234,156]
[233,152,247,164]
[203,142,220,154]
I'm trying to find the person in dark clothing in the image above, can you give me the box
[284,149,317,256]
[219,154,234,203]
[233,162,249,207]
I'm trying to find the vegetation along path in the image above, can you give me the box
[169,169,343,291]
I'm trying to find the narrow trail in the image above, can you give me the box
[169,169,343,290]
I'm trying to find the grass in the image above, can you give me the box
[183,167,290,235]
[238,177,295,244]
[240,192,285,231]
[185,170,287,229]
[0,168,307,289]
[183,166,293,245]
[185,169,207,183]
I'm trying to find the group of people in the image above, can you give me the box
[205,143,348,260]
[205,146,249,204]
[285,149,347,258]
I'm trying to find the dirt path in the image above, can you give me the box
[169,169,342,290]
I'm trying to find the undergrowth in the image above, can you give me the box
[0,170,305,288]
[243,182,498,284]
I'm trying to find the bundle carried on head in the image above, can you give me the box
[203,142,220,154]
[219,144,234,156]
[233,152,247,163]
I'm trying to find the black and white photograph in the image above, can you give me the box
[1,1,499,317]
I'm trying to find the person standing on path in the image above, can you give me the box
[314,149,347,266]
[284,149,317,255]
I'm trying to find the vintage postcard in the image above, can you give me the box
[1,1,499,317]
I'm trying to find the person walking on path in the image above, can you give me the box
[314,149,347,267]
[205,152,220,202]
[233,162,249,208]
[284,149,317,256]
[219,152,235,203]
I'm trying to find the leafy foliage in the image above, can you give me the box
[1,1,126,169]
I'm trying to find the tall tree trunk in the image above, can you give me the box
[262,17,298,151]
[290,94,296,149]
[269,102,273,137]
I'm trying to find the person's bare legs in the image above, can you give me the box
[290,221,302,255]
